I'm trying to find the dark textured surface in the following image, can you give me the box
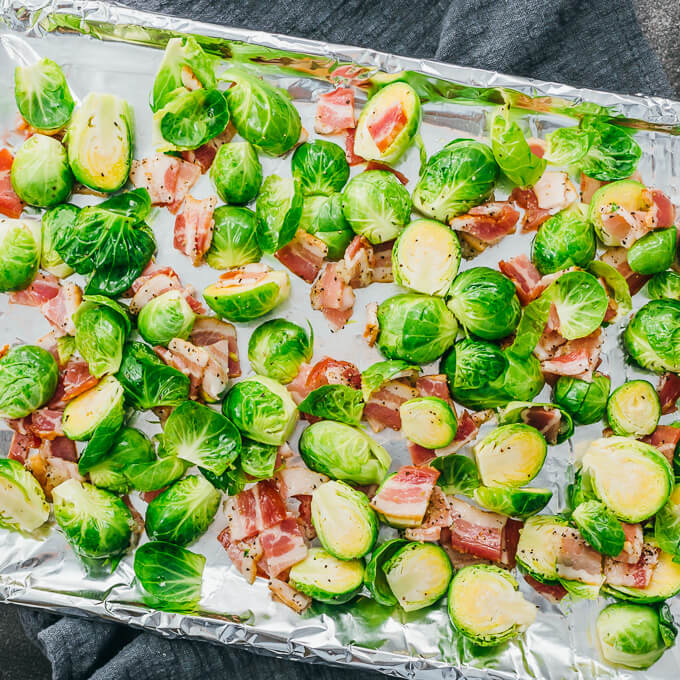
[0,0,678,678]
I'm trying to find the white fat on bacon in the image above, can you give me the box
[275,229,328,284]
[310,261,355,331]
[604,543,660,589]
[41,281,82,336]
[343,236,374,288]
[129,154,201,210]
[269,578,311,613]
[174,195,217,265]
[532,171,579,212]
[276,467,329,498]
[555,527,603,586]
[404,486,451,542]
[364,379,419,433]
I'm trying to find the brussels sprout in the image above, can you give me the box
[62,375,125,441]
[291,140,350,196]
[127,457,189,494]
[0,345,58,419]
[238,438,280,480]
[204,266,290,322]
[247,318,313,384]
[566,469,598,512]
[447,267,521,340]
[150,36,216,111]
[41,204,77,277]
[544,125,593,166]
[11,134,73,208]
[341,170,411,245]
[205,206,261,270]
[515,515,570,582]
[392,219,461,296]
[648,270,680,301]
[627,228,677,275]
[531,209,596,275]
[399,397,457,449]
[299,385,364,426]
[544,270,609,340]
[588,260,633,323]
[289,548,364,604]
[298,195,327,233]
[552,373,610,425]
[299,420,390,485]
[161,400,241,475]
[210,142,262,206]
[580,119,641,182]
[0,458,49,532]
[221,68,301,156]
[134,541,205,613]
[66,93,133,192]
[364,538,409,606]
[255,175,303,252]
[572,500,625,557]
[73,295,130,378]
[137,290,196,347]
[596,602,676,669]
[490,115,546,187]
[448,565,537,646]
[14,58,74,132]
[311,480,377,559]
[655,486,680,559]
[0,218,41,292]
[588,180,651,247]
[581,437,673,522]
[473,424,547,487]
[223,375,298,446]
[145,475,220,546]
[307,192,354,260]
[497,401,574,445]
[200,463,247,496]
[624,299,680,373]
[360,360,420,401]
[431,454,480,495]
[154,87,229,152]
[116,341,190,410]
[606,380,660,437]
[473,486,552,519]
[412,139,499,222]
[52,479,132,572]
[353,82,421,164]
[377,294,458,364]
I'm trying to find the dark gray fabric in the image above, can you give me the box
[12,0,674,678]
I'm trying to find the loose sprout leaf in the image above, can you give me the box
[654,489,680,559]
[98,187,152,224]
[200,463,248,496]
[658,604,678,649]
[490,114,545,187]
[559,579,601,601]
[572,500,626,556]
[42,204,78,277]
[431,454,480,496]
[77,417,124,475]
[308,192,354,260]
[580,118,642,182]
[239,438,280,480]
[255,175,304,253]
[474,486,552,519]
[588,260,632,323]
[507,295,551,360]
[544,126,593,166]
[127,456,189,493]
[299,385,365,426]
[363,538,409,607]
[291,140,350,196]
[360,360,419,402]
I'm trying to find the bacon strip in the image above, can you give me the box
[314,87,355,135]
[129,154,201,213]
[190,317,241,378]
[604,544,659,588]
[224,480,287,542]
[217,528,262,585]
[174,195,217,266]
[343,236,374,288]
[275,230,328,284]
[310,261,355,331]
[8,431,40,463]
[364,379,418,433]
[404,486,452,542]
[612,523,644,565]
[599,248,650,296]
[0,148,24,218]
[370,466,439,527]
[40,282,82,336]
[258,517,308,578]
[499,254,543,305]
[555,527,603,585]
[449,202,519,245]
[8,272,60,307]
[129,266,205,315]
[269,578,311,613]
[642,425,680,464]
[540,329,603,381]
[658,373,680,415]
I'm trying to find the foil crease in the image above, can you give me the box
[0,1,678,678]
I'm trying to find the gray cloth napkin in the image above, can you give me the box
[11,0,675,678]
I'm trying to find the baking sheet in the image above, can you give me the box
[0,1,679,678]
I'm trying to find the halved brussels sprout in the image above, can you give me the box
[490,114,546,187]
[580,118,641,182]
[306,192,354,260]
[0,345,58,419]
[73,295,130,378]
[291,140,349,196]
[431,454,480,495]
[221,68,301,156]
[596,602,676,670]
[298,385,364,427]
[447,564,536,646]
[14,57,74,132]
[647,270,680,301]
[0,458,49,532]
[392,219,461,296]
[210,142,262,206]
[588,180,651,247]
[66,93,134,192]
[299,420,390,485]
[162,400,241,475]
[377,294,458,364]
[311,480,377,560]
[247,318,313,384]
[52,479,132,573]
[11,134,73,208]
[360,360,419,401]
[383,542,451,612]
[0,218,41,292]
[223,374,298,446]
[62,375,125,441]
[624,299,680,373]
[473,486,552,519]
[342,170,411,245]
[413,139,499,222]
[137,290,196,347]
[134,541,205,613]
[628,228,677,275]
[515,514,569,582]
[204,266,290,322]
[289,548,364,604]
[531,209,596,275]
[606,380,660,437]
[353,82,421,164]
[41,204,77,277]
[552,373,610,425]
[497,401,574,445]
[581,437,673,522]
[473,424,547,487]
[146,475,221,546]
[399,397,457,449]
[655,486,680,559]
[364,538,409,606]
[255,175,303,252]
[447,267,521,340]
[572,500,625,557]
[205,206,261,269]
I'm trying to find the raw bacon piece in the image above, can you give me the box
[521,406,562,445]
[449,202,520,245]
[217,528,262,585]
[258,517,308,579]
[8,272,60,307]
[224,480,287,542]
[294,494,315,541]
[447,497,508,564]
[30,408,64,440]
[599,247,650,296]
[174,195,217,266]
[343,235,374,288]
[364,379,418,432]
[306,357,362,391]
[408,441,436,467]
[26,446,83,500]
[41,282,82,336]
[372,241,394,283]
[404,487,452,542]
[533,171,578,212]
[510,187,551,232]
[364,162,409,186]
[363,302,379,346]
[129,266,205,316]
[8,431,40,463]
[155,339,209,399]
[555,527,603,585]
[180,123,236,172]
[416,374,453,405]
[287,363,314,404]
[277,467,329,498]
[448,410,479,450]
[275,229,328,283]
[540,329,603,381]
[651,189,675,228]
[580,174,604,204]
[44,436,77,462]
[499,254,543,305]
[612,523,644,565]
[367,102,408,153]
[0,148,24,218]
[524,574,567,603]
[642,425,680,464]
[190,317,241,378]
[596,189,658,249]
[344,128,365,166]
[370,465,439,527]
[62,360,98,402]
[129,154,200,210]
[604,544,660,588]
[269,578,311,613]
[310,261,355,331]
[657,373,680,415]
[314,87,355,135]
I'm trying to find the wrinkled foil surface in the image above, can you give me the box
[1,2,680,678]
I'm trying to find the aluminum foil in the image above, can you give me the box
[0,1,679,678]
